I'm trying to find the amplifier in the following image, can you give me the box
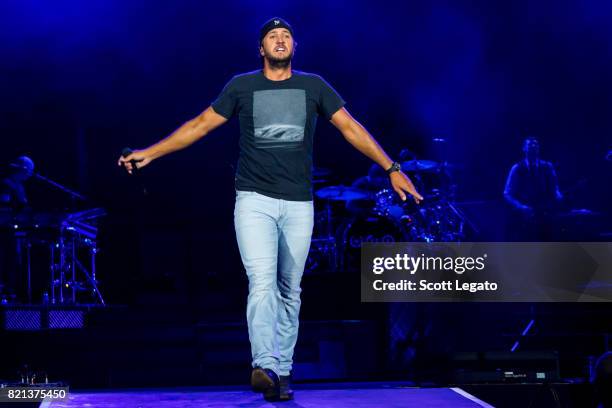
[451,351,560,383]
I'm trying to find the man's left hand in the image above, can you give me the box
[390,171,423,203]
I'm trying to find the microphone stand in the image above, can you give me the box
[31,172,87,202]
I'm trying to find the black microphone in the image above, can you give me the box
[121,147,133,158]
[121,147,147,194]
[121,147,142,174]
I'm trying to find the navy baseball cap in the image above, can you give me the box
[259,17,294,44]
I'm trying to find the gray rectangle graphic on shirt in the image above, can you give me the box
[253,89,306,149]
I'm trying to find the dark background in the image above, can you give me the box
[0,0,611,389]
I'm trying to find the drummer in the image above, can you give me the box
[351,163,390,193]
[347,149,416,214]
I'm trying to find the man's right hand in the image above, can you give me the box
[117,149,152,174]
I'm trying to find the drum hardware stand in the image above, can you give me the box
[324,199,334,238]
[317,198,339,272]
[75,252,104,305]
[446,201,478,239]
[308,236,338,273]
[26,238,31,304]
[13,230,33,304]
[49,216,105,305]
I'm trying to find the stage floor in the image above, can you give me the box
[42,383,493,407]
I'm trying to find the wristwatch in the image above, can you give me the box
[385,161,401,175]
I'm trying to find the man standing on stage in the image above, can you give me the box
[119,17,422,401]
[504,137,563,240]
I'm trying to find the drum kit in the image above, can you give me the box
[307,158,472,273]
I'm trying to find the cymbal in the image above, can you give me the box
[315,186,370,201]
[401,160,439,172]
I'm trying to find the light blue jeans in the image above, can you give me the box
[234,190,314,376]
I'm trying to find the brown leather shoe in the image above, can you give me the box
[250,367,279,401]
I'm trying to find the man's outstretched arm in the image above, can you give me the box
[117,106,228,173]
[330,107,423,203]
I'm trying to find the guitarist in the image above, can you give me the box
[503,137,563,240]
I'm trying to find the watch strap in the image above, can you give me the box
[386,161,401,174]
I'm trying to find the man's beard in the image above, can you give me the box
[264,51,293,69]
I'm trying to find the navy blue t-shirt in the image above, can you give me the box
[212,69,345,201]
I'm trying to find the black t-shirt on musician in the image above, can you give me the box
[211,69,345,201]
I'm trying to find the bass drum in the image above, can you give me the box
[338,216,409,272]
